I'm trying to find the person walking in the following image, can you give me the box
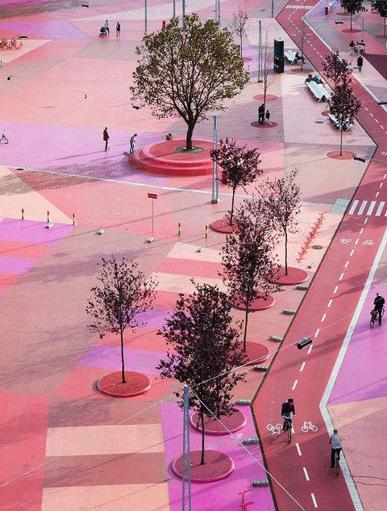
[129,133,137,154]
[258,103,265,125]
[103,127,109,151]
[330,429,342,468]
[116,21,121,37]
[357,54,363,72]
[104,19,110,35]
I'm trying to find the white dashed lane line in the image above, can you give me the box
[344,260,349,268]
[295,443,302,456]
[311,493,318,508]
[307,343,313,354]
[300,361,306,372]
[314,328,320,337]
[339,272,344,281]
[327,299,332,308]
[333,285,338,294]
[350,249,354,257]
[292,379,298,391]
[303,467,310,481]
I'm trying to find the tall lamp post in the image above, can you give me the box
[211,115,219,204]
[145,0,148,32]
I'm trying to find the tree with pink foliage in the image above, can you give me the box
[262,168,301,276]
[210,138,262,226]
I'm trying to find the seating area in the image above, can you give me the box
[0,38,23,50]
[328,113,353,131]
[285,50,298,64]
[305,75,331,102]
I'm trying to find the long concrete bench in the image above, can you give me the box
[328,113,353,131]
[305,80,330,102]
[285,50,298,64]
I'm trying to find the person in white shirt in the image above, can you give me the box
[330,429,342,468]
[104,19,110,35]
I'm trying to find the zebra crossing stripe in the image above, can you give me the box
[348,200,359,215]
[358,201,368,215]
[366,201,376,215]
[376,202,385,216]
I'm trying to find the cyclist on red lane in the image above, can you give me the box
[281,398,295,431]
[373,293,385,326]
[330,429,342,468]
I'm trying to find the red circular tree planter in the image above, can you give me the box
[270,267,308,285]
[233,294,275,311]
[245,342,270,365]
[129,139,213,176]
[210,218,237,234]
[190,409,246,435]
[97,371,151,397]
[254,94,278,101]
[342,28,362,33]
[171,450,234,482]
[327,150,354,160]
[251,121,278,129]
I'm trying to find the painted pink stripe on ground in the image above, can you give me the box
[157,257,223,279]
[80,345,165,376]
[328,280,387,405]
[0,219,72,243]
[160,403,275,511]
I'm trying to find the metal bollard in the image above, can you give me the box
[178,222,181,236]
[21,208,24,220]
[72,213,76,226]
[204,225,208,239]
[47,210,50,224]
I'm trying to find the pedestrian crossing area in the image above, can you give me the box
[348,199,387,217]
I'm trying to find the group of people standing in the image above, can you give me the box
[101,19,121,37]
[103,128,137,154]
[258,103,271,124]
[349,40,365,72]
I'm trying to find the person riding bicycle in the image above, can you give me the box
[372,293,385,326]
[330,429,342,468]
[281,398,295,431]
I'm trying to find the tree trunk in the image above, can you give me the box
[120,329,126,384]
[229,187,236,226]
[384,17,386,37]
[185,122,194,151]
[339,128,343,156]
[200,410,206,465]
[240,33,243,58]
[350,13,353,31]
[284,228,288,275]
[243,305,249,352]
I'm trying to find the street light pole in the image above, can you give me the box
[182,0,186,19]
[211,115,219,204]
[173,0,176,17]
[145,0,148,33]
[271,0,274,18]
[257,19,262,82]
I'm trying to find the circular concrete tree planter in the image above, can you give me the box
[97,371,151,397]
[171,450,234,482]
[189,409,247,435]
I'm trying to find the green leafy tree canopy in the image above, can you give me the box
[130,14,249,150]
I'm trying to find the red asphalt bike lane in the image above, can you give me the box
[253,1,387,510]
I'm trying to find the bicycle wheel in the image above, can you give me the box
[335,453,340,476]
[287,424,292,444]
[370,317,375,329]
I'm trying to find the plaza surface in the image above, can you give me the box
[0,0,385,510]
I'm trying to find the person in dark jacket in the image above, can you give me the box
[373,293,385,325]
[103,127,109,151]
[258,103,265,124]
[357,55,363,72]
[281,398,295,430]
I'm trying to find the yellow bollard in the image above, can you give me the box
[21,208,24,221]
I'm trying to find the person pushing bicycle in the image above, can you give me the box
[372,293,385,326]
[330,429,342,468]
[281,398,295,431]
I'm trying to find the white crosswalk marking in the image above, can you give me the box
[347,199,386,217]
[358,200,368,215]
[366,201,376,215]
[348,200,359,215]
[376,202,385,216]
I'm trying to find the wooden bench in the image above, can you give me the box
[285,50,298,64]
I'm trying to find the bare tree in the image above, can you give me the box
[262,169,301,275]
[221,198,279,350]
[229,6,249,58]
[260,34,276,115]
[330,76,361,155]
[130,14,249,151]
[157,282,247,465]
[210,138,262,226]
[86,256,158,384]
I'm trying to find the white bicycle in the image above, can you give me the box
[267,423,282,435]
[301,421,318,433]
